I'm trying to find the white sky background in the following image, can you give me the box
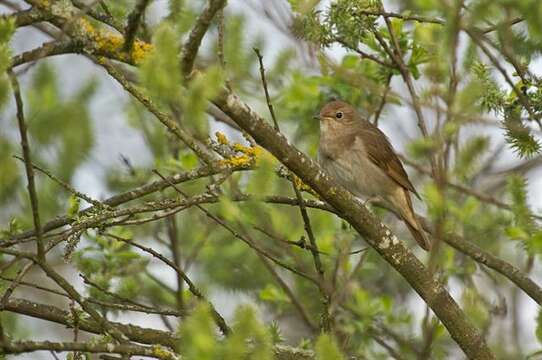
[2,0,542,359]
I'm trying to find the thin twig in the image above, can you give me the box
[165,216,184,311]
[8,71,45,260]
[254,48,280,131]
[400,155,542,220]
[482,16,524,34]
[335,38,394,69]
[466,28,539,122]
[13,155,104,208]
[253,225,328,255]
[180,0,227,76]
[123,0,151,52]
[152,170,319,285]
[95,57,215,164]
[257,255,318,332]
[373,73,393,126]
[0,274,180,316]
[105,232,230,335]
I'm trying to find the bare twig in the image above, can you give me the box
[0,274,180,316]
[373,73,393,126]
[123,0,151,51]
[9,71,45,260]
[254,48,280,130]
[13,155,104,208]
[257,255,318,332]
[95,57,215,164]
[335,38,394,69]
[105,232,230,335]
[152,170,319,285]
[180,0,227,76]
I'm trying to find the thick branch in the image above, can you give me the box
[3,298,314,359]
[3,298,177,348]
[0,340,175,359]
[2,6,53,27]
[444,233,542,305]
[212,90,495,359]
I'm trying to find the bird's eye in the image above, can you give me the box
[335,111,343,119]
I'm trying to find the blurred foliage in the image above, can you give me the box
[1,0,542,359]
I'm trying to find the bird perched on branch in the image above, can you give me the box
[316,100,430,251]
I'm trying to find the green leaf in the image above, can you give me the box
[67,194,81,219]
[503,106,541,158]
[424,183,445,219]
[507,175,534,233]
[139,22,182,104]
[179,304,220,360]
[223,306,273,360]
[454,136,490,181]
[505,226,529,241]
[536,308,542,344]
[315,334,345,360]
[180,65,225,137]
[259,284,289,304]
[407,136,438,159]
[0,17,15,44]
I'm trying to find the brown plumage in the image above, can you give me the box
[317,100,430,251]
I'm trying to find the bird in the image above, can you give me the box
[316,99,431,251]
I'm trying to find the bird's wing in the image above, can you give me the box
[355,122,420,199]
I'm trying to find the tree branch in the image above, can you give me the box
[123,0,151,52]
[212,90,495,359]
[8,71,45,260]
[180,0,227,76]
[0,340,175,359]
[3,298,177,348]
[105,232,230,335]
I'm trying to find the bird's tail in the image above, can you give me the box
[396,188,431,251]
[404,218,431,251]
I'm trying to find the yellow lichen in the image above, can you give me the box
[220,154,252,167]
[131,40,153,64]
[293,175,316,195]
[96,33,124,53]
[79,18,97,37]
[152,345,173,359]
[217,139,263,167]
[77,18,152,64]
[215,131,229,145]
[34,0,50,9]
[232,143,263,158]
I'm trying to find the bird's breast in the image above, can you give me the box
[318,137,397,199]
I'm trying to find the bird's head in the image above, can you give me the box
[315,100,359,134]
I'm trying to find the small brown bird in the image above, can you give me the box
[316,100,430,251]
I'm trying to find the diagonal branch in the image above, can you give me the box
[105,232,230,335]
[123,0,152,51]
[152,170,319,285]
[96,57,215,163]
[180,0,227,76]
[212,89,495,359]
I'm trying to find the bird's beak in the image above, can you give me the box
[313,114,321,121]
